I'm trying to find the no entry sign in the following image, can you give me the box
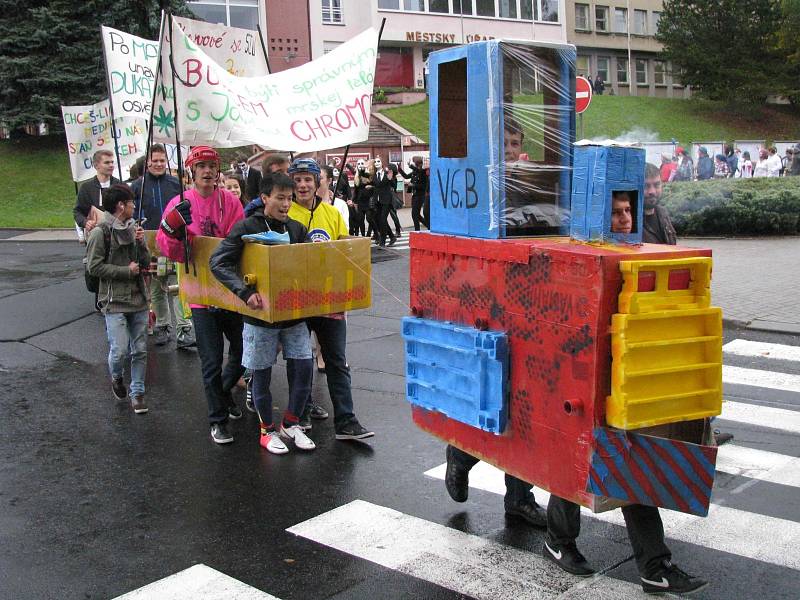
[576,76,593,113]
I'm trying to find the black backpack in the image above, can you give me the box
[84,229,111,293]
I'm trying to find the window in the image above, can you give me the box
[403,0,423,10]
[322,0,342,23]
[429,0,450,13]
[499,0,517,19]
[438,58,468,158]
[323,41,341,54]
[540,0,558,22]
[454,0,473,14]
[576,56,589,77]
[476,0,495,16]
[595,6,609,31]
[189,0,259,30]
[521,0,536,20]
[378,0,400,9]
[654,60,666,85]
[575,4,590,30]
[635,59,648,84]
[651,11,661,34]
[614,8,627,33]
[617,57,628,84]
[597,57,609,81]
[633,9,647,35]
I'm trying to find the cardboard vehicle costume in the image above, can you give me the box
[403,40,722,517]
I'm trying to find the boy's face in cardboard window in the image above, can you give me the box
[504,129,523,162]
[611,193,633,234]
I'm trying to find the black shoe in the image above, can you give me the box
[388,237,397,246]
[505,498,547,528]
[111,377,127,401]
[641,560,708,595]
[543,541,595,577]
[309,403,329,419]
[228,403,243,420]
[153,325,171,346]
[714,430,734,446]
[335,419,374,440]
[210,422,233,444]
[131,395,148,414]
[445,445,469,502]
[299,409,312,432]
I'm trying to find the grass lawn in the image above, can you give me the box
[380,96,800,147]
[0,136,77,228]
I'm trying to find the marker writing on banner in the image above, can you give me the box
[435,168,478,209]
[289,93,371,143]
[109,31,158,60]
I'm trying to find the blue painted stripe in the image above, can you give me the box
[628,448,673,509]
[637,436,694,502]
[687,442,716,481]
[590,454,629,501]
[596,429,654,505]
[650,436,712,497]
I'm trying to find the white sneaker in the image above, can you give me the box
[280,424,316,451]
[260,431,289,455]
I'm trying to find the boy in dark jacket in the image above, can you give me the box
[209,173,315,454]
[86,183,150,414]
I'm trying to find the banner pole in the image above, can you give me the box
[167,12,191,274]
[256,24,272,74]
[100,26,125,182]
[138,10,167,223]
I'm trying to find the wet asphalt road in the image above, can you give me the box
[0,239,798,600]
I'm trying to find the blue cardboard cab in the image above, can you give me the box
[569,144,645,244]
[427,40,576,239]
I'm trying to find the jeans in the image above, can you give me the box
[151,272,192,332]
[252,359,312,429]
[301,316,354,425]
[191,308,244,425]
[447,445,534,507]
[546,496,671,576]
[104,310,148,397]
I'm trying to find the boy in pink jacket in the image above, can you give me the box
[157,146,245,444]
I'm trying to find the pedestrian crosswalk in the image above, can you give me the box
[287,337,800,598]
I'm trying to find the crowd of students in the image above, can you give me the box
[660,143,800,182]
[80,145,374,449]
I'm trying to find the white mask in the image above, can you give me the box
[356,159,365,171]
[374,158,383,170]
[333,168,340,179]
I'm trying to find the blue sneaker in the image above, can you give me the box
[242,231,290,245]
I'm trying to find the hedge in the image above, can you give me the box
[660,177,800,236]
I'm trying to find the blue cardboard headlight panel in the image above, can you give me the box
[569,145,645,244]
[428,40,576,240]
[402,317,509,434]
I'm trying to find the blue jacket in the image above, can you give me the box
[131,174,182,230]
[697,156,714,180]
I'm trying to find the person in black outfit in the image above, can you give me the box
[398,156,430,231]
[445,445,547,527]
[352,160,372,237]
[236,154,263,202]
[373,158,397,246]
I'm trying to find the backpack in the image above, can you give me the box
[84,229,111,293]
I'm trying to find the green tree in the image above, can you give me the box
[0,0,188,135]
[775,0,800,103]
[657,0,784,104]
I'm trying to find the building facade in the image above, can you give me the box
[565,0,689,98]
[188,1,568,85]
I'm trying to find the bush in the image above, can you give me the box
[661,177,800,236]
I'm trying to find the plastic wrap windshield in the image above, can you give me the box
[428,40,575,239]
[494,41,575,237]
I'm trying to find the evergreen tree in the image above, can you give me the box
[775,0,800,104]
[657,0,783,104]
[0,0,188,135]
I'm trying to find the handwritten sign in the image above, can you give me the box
[61,99,146,182]
[163,21,377,151]
[101,26,159,119]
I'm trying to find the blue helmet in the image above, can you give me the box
[288,158,321,177]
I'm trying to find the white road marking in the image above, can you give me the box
[721,400,800,434]
[112,564,280,600]
[716,444,800,489]
[723,339,800,363]
[288,499,649,599]
[723,365,800,394]
[424,462,800,570]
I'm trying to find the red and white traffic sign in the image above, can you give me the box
[575,76,593,113]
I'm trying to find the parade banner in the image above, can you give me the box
[153,16,271,144]
[101,26,159,119]
[61,100,146,182]
[162,21,378,151]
